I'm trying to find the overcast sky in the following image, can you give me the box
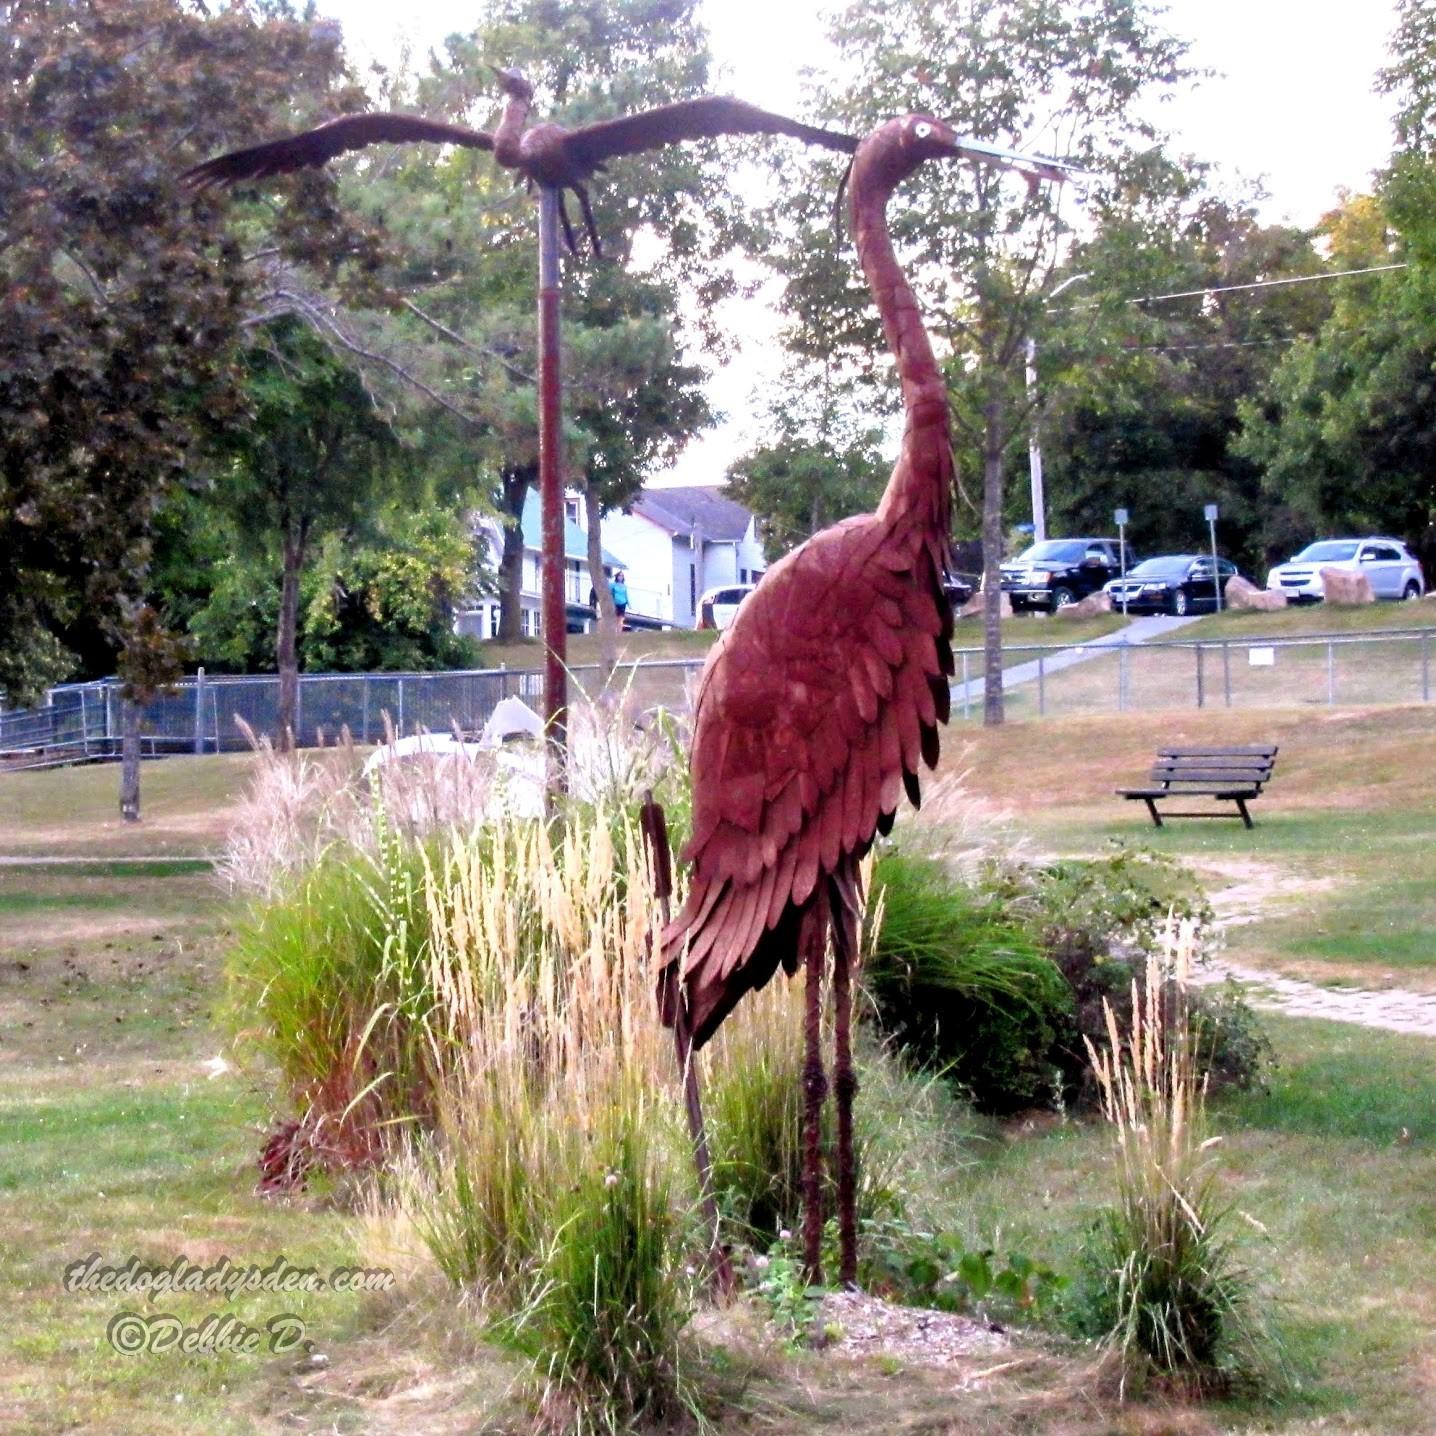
[329,0,1402,482]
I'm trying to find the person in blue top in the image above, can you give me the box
[610,571,629,627]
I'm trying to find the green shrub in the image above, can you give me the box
[864,845,1271,1114]
[223,816,436,1165]
[865,850,1076,1113]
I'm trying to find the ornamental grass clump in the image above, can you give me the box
[1080,923,1265,1395]
[388,807,697,1429]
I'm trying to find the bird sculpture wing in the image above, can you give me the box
[660,508,953,1047]
[561,96,858,170]
[180,114,495,191]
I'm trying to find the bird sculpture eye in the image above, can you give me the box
[914,122,932,138]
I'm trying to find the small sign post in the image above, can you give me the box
[1114,507,1130,615]
[1204,502,1221,613]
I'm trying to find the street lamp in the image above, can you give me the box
[1025,272,1091,543]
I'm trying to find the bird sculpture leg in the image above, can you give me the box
[829,859,862,1287]
[575,185,604,257]
[800,900,829,1286]
[556,190,580,256]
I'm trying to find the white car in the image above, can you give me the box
[1265,538,1426,602]
[697,583,756,631]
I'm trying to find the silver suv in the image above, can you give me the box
[1265,538,1426,602]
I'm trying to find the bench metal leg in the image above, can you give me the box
[1235,796,1253,829]
[1144,797,1163,828]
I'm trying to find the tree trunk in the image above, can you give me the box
[498,468,531,643]
[275,524,304,752]
[583,485,619,695]
[119,696,142,822]
[981,391,1006,727]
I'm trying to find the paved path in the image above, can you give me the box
[1188,959,1436,1037]
[949,613,1199,712]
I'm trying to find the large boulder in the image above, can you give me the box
[959,588,1012,618]
[1225,575,1288,611]
[1054,590,1112,618]
[1320,566,1375,605]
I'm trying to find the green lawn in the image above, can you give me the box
[954,1016,1436,1430]
[3,708,1434,1431]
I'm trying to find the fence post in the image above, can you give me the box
[1222,640,1232,708]
[106,682,116,742]
[193,667,206,755]
[1196,644,1205,709]
[1037,653,1046,716]
[397,677,405,737]
[361,677,370,745]
[1327,640,1336,705]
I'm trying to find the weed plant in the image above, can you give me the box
[1077,925,1267,1395]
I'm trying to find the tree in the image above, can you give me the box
[757,0,1190,722]
[1232,1,1436,549]
[212,321,402,745]
[1038,191,1330,574]
[0,0,377,711]
[727,390,888,557]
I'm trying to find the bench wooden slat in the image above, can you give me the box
[1118,741,1279,830]
[1157,744,1278,757]
[1149,768,1272,784]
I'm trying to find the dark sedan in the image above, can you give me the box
[1103,554,1241,615]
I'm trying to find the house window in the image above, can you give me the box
[740,568,748,583]
[489,604,501,639]
[689,563,697,614]
[565,500,578,522]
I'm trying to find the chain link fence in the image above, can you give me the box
[3,628,1433,766]
[0,661,707,766]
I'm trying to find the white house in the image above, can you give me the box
[456,484,767,636]
[597,486,767,628]
[455,489,626,639]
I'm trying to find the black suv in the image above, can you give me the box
[1000,538,1134,613]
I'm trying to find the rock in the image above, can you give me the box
[959,588,1012,618]
[1319,566,1375,604]
[1225,575,1288,611]
[1054,590,1111,618]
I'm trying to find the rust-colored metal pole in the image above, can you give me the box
[537,185,567,772]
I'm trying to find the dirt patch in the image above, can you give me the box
[1199,857,1340,929]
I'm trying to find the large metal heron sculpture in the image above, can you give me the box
[657,115,1076,1287]
[182,71,857,761]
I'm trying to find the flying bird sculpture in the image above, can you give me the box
[181,66,859,254]
[658,117,1077,1287]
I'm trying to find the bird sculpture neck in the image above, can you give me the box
[493,86,533,168]
[848,120,952,545]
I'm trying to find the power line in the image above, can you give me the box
[1064,262,1409,311]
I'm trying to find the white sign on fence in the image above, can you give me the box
[1248,646,1276,667]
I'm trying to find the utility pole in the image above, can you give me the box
[538,186,567,777]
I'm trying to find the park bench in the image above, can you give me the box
[1117,744,1279,829]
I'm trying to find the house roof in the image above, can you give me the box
[631,486,754,542]
[520,489,624,567]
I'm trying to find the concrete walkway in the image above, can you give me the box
[949,613,1199,712]
[1188,959,1436,1038]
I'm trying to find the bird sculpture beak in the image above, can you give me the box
[944,133,1091,189]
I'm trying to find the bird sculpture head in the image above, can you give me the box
[857,112,1082,196]
[488,64,535,105]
